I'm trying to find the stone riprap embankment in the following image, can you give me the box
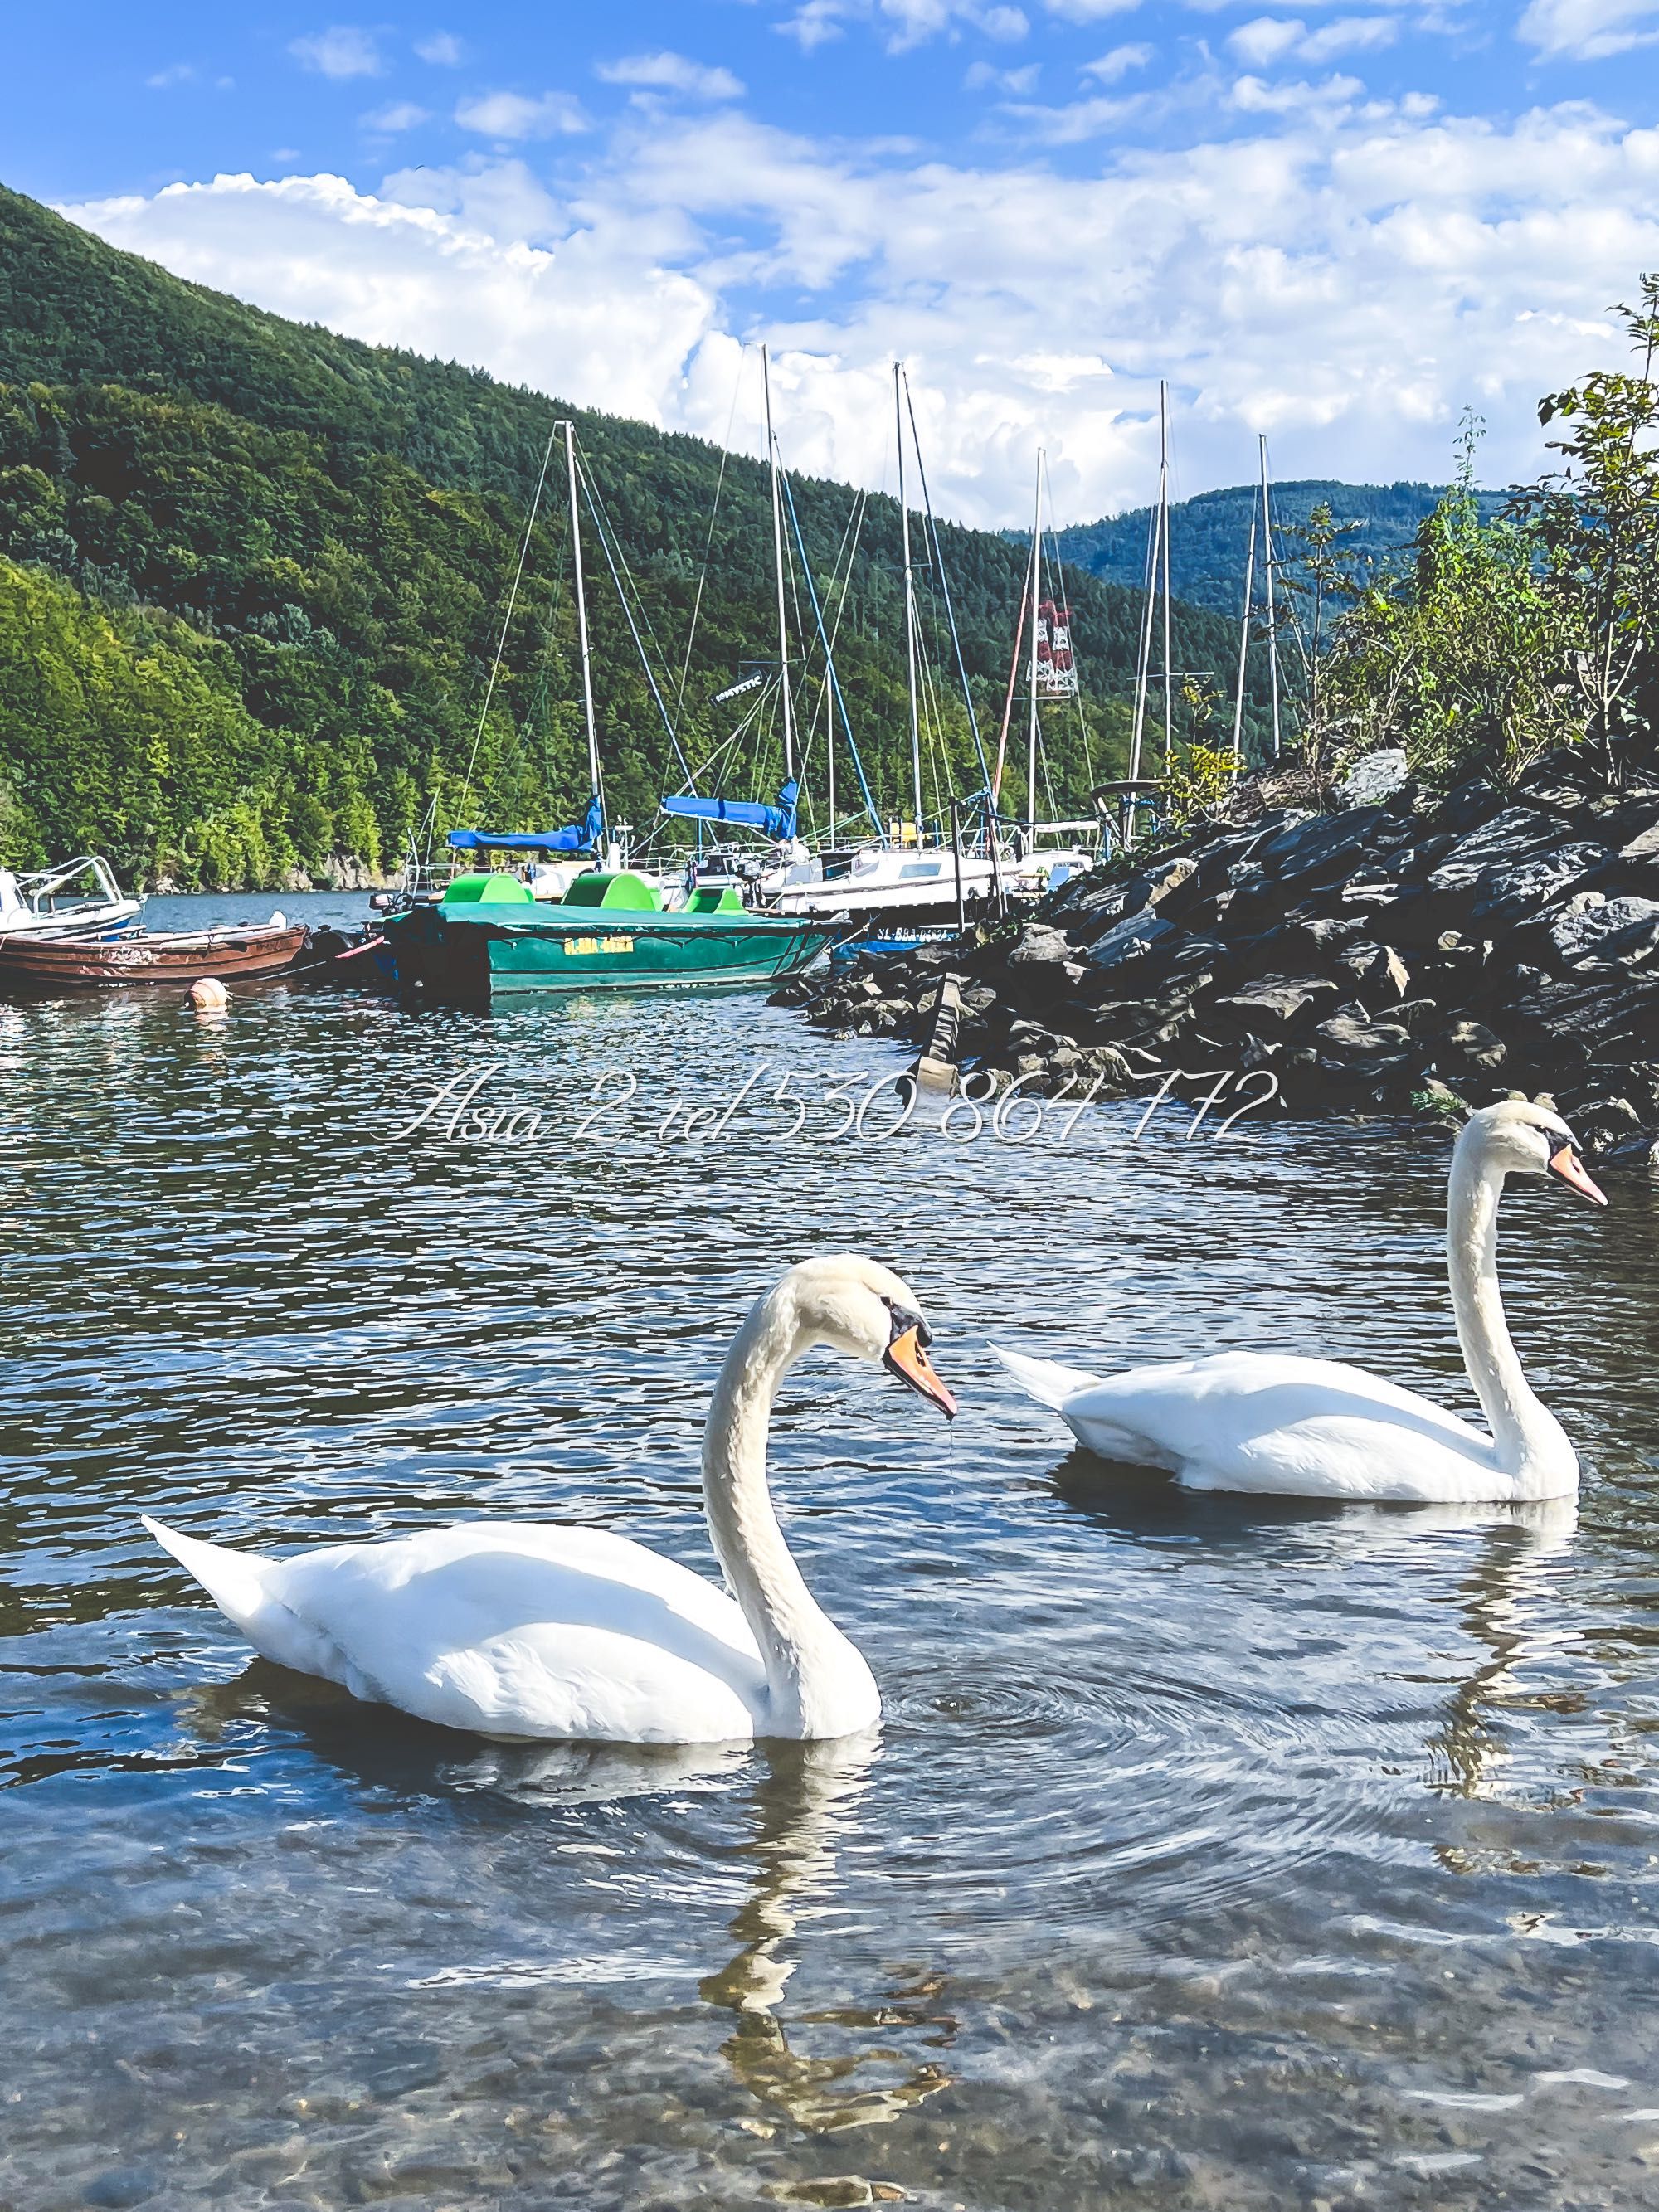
[781,747,1659,1159]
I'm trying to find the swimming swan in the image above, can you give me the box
[145,1256,956,1743]
[996,1100,1606,1504]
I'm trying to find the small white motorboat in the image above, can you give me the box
[0,855,144,939]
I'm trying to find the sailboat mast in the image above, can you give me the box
[1027,449,1042,846]
[1160,378,1174,775]
[1128,416,1158,788]
[562,420,602,819]
[896,362,922,837]
[1259,432,1282,761]
[762,345,795,785]
[1231,517,1256,765]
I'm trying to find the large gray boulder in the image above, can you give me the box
[1546,895,1659,971]
[1428,809,1564,896]
[1469,840,1612,929]
[1211,975,1343,1033]
[1084,908,1177,973]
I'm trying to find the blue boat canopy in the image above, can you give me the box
[662,779,799,842]
[448,795,604,855]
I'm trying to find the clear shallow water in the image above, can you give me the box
[3,903,1659,2212]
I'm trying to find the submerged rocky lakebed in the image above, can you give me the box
[2,904,1659,2210]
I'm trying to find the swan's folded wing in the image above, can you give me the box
[261,1523,770,1743]
[1059,1352,1503,1499]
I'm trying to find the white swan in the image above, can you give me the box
[996,1100,1606,1504]
[145,1257,956,1744]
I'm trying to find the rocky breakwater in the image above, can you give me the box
[784,746,1659,1159]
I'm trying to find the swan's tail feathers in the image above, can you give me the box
[993,1344,1102,1412]
[144,1515,347,1681]
[143,1515,275,1636]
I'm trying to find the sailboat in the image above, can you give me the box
[988,447,1105,894]
[763,364,1014,936]
[379,421,838,1000]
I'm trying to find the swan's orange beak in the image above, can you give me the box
[883,1325,957,1421]
[1550,1142,1608,1206]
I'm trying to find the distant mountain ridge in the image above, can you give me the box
[1052,479,1509,615]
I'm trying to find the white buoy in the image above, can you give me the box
[189,977,228,1010]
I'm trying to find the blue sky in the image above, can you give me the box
[5,2,1659,523]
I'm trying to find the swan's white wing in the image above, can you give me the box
[148,1518,768,1744]
[1033,1352,1507,1502]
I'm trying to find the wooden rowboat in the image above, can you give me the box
[0,919,308,992]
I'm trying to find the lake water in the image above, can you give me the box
[3,892,1659,2211]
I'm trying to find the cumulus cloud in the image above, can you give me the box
[1517,0,1659,56]
[455,90,588,139]
[1082,41,1154,79]
[289,25,382,80]
[415,31,464,66]
[1229,16,1399,68]
[782,1,1030,50]
[595,51,746,100]
[57,94,1659,527]
[65,171,712,429]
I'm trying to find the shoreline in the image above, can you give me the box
[782,745,1659,1162]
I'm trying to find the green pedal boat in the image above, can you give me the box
[382,868,838,1000]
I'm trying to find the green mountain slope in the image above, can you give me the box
[1054,479,1509,615]
[0,182,1271,887]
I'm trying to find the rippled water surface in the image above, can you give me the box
[5,892,1659,2211]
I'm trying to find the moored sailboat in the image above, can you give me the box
[379,418,838,1000]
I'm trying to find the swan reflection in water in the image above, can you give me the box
[1421,1498,1581,1806]
[1044,1444,1590,1823]
[182,1670,954,2138]
[697,1736,955,2137]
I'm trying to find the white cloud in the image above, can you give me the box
[595,51,746,100]
[415,31,464,66]
[454,90,588,139]
[1002,90,1145,139]
[781,1,1030,50]
[57,96,1659,528]
[1230,70,1366,114]
[362,101,430,132]
[1082,41,1153,80]
[965,57,1041,87]
[1228,17,1304,66]
[64,170,711,429]
[1229,16,1398,69]
[289,26,383,80]
[1517,0,1659,57]
[146,62,197,90]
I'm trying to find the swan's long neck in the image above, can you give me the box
[1446,1144,1572,1485]
[702,1288,878,1739]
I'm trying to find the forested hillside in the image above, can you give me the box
[1054,480,1507,614]
[0,183,1270,889]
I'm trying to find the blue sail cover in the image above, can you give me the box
[448,795,603,854]
[662,780,799,841]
